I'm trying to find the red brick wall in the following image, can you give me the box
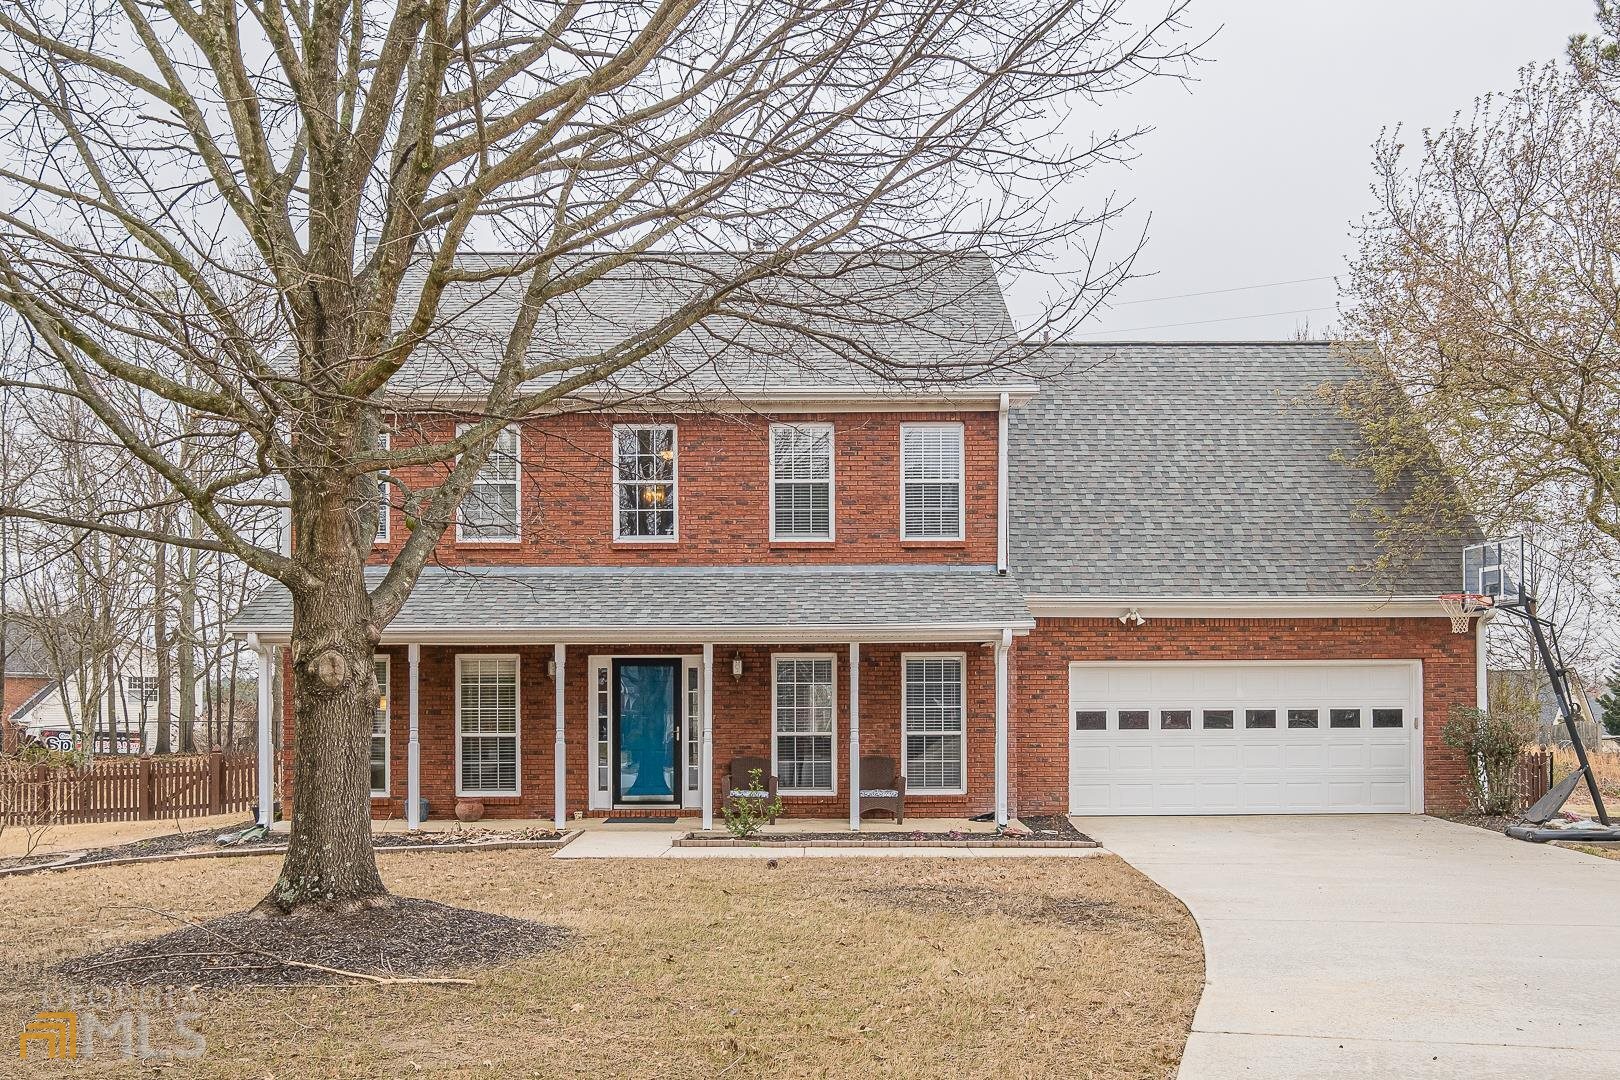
[3,675,50,722]
[340,641,996,821]
[369,409,999,567]
[1010,616,1478,815]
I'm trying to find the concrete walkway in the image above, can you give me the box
[1077,815,1620,1079]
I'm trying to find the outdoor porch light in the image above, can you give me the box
[546,659,556,679]
[731,655,744,680]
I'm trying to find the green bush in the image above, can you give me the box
[11,744,88,769]
[719,768,782,840]
[1597,667,1620,738]
[1443,706,1539,815]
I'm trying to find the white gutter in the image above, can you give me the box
[996,392,1009,575]
[377,384,1041,411]
[1025,595,1456,620]
[230,620,1035,647]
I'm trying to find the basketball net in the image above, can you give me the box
[1437,593,1492,634]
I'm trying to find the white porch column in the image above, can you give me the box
[251,635,274,827]
[553,643,567,831]
[994,629,1011,828]
[406,643,421,831]
[848,642,861,831]
[701,643,715,831]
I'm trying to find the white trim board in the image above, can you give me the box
[1026,596,1456,620]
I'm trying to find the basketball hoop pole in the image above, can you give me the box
[1493,597,1610,827]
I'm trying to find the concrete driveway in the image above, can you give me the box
[1077,815,1620,1079]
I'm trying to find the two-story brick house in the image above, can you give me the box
[233,258,1476,827]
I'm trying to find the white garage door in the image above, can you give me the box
[1068,661,1421,815]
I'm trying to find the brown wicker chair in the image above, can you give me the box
[857,755,906,824]
[719,755,779,823]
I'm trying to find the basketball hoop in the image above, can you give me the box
[1437,592,1492,634]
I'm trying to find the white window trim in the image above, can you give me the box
[455,424,521,543]
[901,650,968,795]
[899,421,966,541]
[374,432,390,544]
[771,651,838,795]
[371,655,390,797]
[612,423,680,543]
[454,653,522,798]
[768,422,835,542]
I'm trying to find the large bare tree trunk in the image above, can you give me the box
[256,483,385,914]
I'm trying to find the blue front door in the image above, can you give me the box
[612,659,680,804]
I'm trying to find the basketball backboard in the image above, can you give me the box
[1462,536,1526,606]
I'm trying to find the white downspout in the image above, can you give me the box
[1475,612,1491,711]
[848,642,861,832]
[406,643,421,830]
[994,628,1011,828]
[996,392,1010,574]
[553,643,567,831]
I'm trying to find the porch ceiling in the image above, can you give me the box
[228,564,1033,644]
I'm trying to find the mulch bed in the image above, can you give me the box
[53,899,570,989]
[1018,814,1091,839]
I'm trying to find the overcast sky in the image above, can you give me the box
[1031,0,1598,340]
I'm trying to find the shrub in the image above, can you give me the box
[1443,706,1539,815]
[719,768,782,840]
[11,745,88,769]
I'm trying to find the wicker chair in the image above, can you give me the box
[857,755,906,824]
[719,755,779,823]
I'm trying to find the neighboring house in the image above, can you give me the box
[12,645,185,755]
[231,259,1476,824]
[1488,668,1607,751]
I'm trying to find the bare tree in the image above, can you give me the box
[0,0,1193,915]
[1333,17,1620,616]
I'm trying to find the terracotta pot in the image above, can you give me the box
[454,799,485,823]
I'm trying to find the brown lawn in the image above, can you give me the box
[0,851,1201,1079]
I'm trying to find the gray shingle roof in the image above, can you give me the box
[1008,342,1465,597]
[231,565,1032,639]
[390,251,1027,400]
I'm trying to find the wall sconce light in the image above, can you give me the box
[1118,607,1146,628]
[546,659,557,679]
[731,656,744,681]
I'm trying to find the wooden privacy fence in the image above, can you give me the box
[1516,749,1553,809]
[0,750,257,825]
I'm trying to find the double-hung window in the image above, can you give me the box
[457,655,519,796]
[770,423,834,540]
[903,654,966,793]
[371,657,390,796]
[773,655,836,793]
[374,432,391,543]
[614,424,677,540]
[456,426,520,541]
[900,423,964,540]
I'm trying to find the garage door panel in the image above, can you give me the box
[1068,661,1419,816]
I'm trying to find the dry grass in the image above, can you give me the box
[1557,843,1620,861]
[0,851,1201,1078]
[0,812,249,858]
[1551,747,1620,818]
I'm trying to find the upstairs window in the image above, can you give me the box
[128,675,160,703]
[614,425,677,540]
[900,423,964,540]
[374,432,391,543]
[770,423,833,540]
[457,426,520,542]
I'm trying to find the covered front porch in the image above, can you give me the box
[233,565,1032,833]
